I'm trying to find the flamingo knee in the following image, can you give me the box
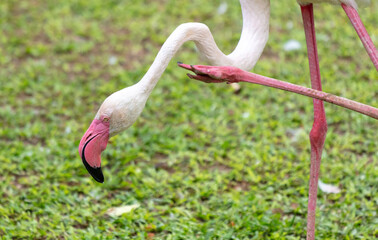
[309,114,328,155]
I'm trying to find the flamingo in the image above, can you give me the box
[79,0,377,238]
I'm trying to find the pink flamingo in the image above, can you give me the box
[79,0,376,238]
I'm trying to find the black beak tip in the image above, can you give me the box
[88,167,104,183]
[82,158,104,183]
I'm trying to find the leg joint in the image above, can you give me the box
[309,119,328,148]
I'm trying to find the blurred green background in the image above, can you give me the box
[0,0,377,239]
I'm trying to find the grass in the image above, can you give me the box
[0,0,377,239]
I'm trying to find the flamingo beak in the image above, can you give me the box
[78,118,110,183]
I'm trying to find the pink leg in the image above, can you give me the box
[342,3,378,70]
[178,63,378,119]
[301,4,328,240]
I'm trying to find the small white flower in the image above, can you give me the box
[65,126,71,134]
[108,56,118,65]
[286,21,293,30]
[217,2,228,15]
[283,40,301,52]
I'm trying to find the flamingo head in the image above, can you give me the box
[78,84,148,183]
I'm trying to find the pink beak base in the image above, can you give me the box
[78,118,110,183]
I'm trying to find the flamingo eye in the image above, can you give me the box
[103,117,109,122]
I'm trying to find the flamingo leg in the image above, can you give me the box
[300,4,328,240]
[341,3,378,70]
[178,63,378,119]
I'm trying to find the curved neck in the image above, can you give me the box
[138,0,270,94]
[228,0,270,69]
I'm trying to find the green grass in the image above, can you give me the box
[0,0,377,239]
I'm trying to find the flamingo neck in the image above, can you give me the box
[137,0,270,95]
